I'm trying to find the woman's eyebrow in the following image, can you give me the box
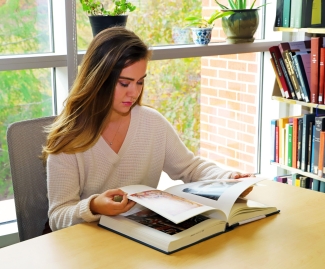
[119,74,147,81]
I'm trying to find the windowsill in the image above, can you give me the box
[0,199,19,248]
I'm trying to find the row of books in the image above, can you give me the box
[269,37,325,104]
[274,174,325,193]
[270,113,325,180]
[275,0,325,28]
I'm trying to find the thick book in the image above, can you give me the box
[289,0,303,28]
[301,114,316,172]
[98,178,279,254]
[297,117,304,169]
[282,0,291,27]
[310,37,322,104]
[319,48,325,104]
[269,46,292,99]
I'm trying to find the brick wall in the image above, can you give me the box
[200,0,262,173]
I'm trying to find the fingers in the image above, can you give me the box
[230,172,255,179]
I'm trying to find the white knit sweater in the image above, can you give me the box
[47,105,234,231]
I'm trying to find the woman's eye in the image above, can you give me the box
[119,82,129,87]
[137,81,144,85]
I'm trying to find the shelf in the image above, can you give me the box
[271,96,325,110]
[274,27,325,34]
[270,162,325,182]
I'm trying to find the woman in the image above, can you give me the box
[43,27,253,231]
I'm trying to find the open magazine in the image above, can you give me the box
[98,177,279,254]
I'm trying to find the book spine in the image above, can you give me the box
[301,114,315,172]
[309,125,316,173]
[270,58,285,98]
[283,0,291,27]
[312,179,320,191]
[319,48,325,104]
[269,46,292,99]
[293,54,310,103]
[310,37,322,104]
[288,123,293,167]
[279,57,296,99]
[319,181,325,193]
[275,126,279,163]
[313,117,325,174]
[297,118,304,169]
[292,117,298,169]
[271,119,277,162]
[318,131,325,177]
[278,117,290,165]
[290,0,302,28]
[283,50,303,100]
[275,0,284,27]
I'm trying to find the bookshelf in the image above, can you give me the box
[271,26,325,184]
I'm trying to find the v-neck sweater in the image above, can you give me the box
[47,105,234,231]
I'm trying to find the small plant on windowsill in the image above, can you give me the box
[80,0,137,37]
[185,9,234,45]
[80,0,136,16]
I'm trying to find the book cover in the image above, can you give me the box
[270,58,285,98]
[279,57,296,99]
[271,119,277,162]
[283,0,291,27]
[309,0,325,27]
[310,37,322,104]
[286,123,293,167]
[269,46,292,99]
[276,125,279,163]
[293,53,311,103]
[275,0,284,27]
[98,178,279,254]
[313,116,325,174]
[301,113,316,172]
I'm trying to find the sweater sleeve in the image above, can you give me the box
[47,153,100,231]
[162,118,234,182]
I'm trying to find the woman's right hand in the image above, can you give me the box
[90,189,136,216]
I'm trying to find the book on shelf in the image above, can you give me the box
[278,40,311,55]
[310,37,323,104]
[313,116,325,174]
[292,53,311,103]
[318,131,325,177]
[308,0,325,28]
[285,123,293,167]
[292,116,301,169]
[301,113,316,172]
[282,0,291,27]
[310,125,316,173]
[319,48,325,104]
[297,117,304,169]
[289,0,303,28]
[269,46,293,99]
[276,125,279,163]
[270,58,285,98]
[98,178,279,254]
[275,0,284,27]
[319,181,325,193]
[312,178,320,191]
[271,119,277,162]
[278,117,291,165]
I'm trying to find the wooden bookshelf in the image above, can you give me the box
[271,96,325,110]
[270,162,325,182]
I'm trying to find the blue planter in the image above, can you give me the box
[190,27,213,45]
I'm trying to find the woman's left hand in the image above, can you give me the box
[230,172,255,179]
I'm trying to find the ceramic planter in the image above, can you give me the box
[190,27,213,45]
[89,15,128,37]
[221,9,259,44]
[172,27,193,44]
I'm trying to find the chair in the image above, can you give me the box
[7,116,55,241]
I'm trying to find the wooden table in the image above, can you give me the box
[1,180,325,269]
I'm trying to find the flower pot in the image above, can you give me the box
[89,15,128,37]
[172,27,193,44]
[190,27,213,45]
[221,9,259,44]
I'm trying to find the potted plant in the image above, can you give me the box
[80,0,136,37]
[185,10,234,45]
[215,0,268,44]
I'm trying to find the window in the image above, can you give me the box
[0,0,280,240]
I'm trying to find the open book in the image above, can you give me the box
[98,177,279,254]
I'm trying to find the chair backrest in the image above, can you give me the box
[7,116,55,241]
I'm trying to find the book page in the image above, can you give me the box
[120,185,217,224]
[164,177,266,220]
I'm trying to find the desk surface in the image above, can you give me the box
[1,180,325,269]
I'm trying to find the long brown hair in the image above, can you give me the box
[42,27,152,160]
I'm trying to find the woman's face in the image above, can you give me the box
[112,59,148,117]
